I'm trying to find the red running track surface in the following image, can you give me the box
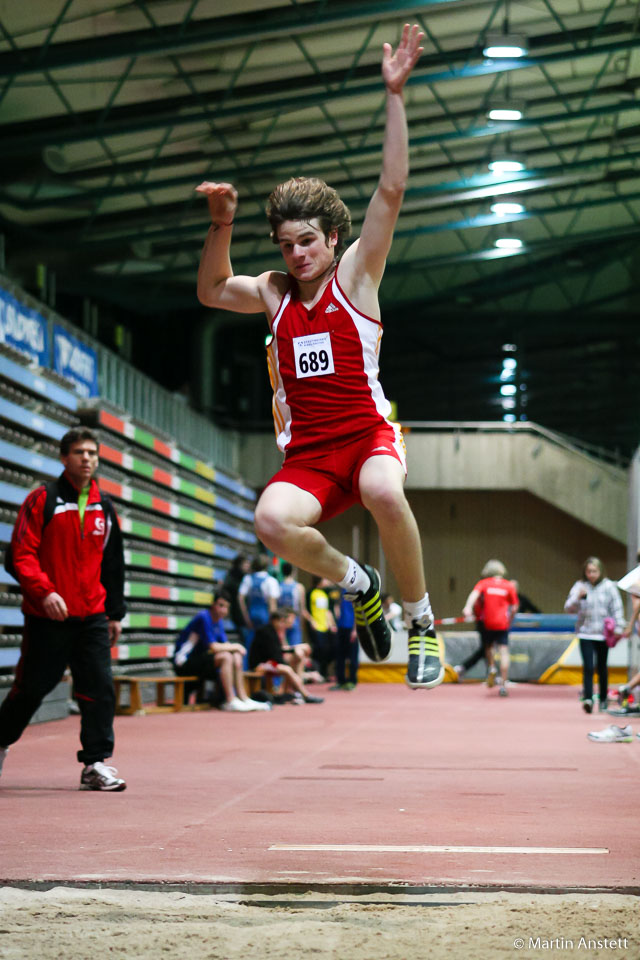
[0,683,638,891]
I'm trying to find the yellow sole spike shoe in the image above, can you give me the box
[406,626,444,689]
[346,564,392,662]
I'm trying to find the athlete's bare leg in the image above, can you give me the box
[284,646,307,681]
[499,645,509,686]
[213,651,235,702]
[359,455,441,689]
[254,482,349,581]
[358,456,425,603]
[232,652,251,700]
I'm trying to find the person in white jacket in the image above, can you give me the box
[616,556,640,704]
[564,556,625,713]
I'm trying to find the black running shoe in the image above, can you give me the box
[405,620,444,689]
[345,564,391,662]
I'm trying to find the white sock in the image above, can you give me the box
[403,594,433,628]
[338,557,370,594]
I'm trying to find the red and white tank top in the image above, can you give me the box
[266,272,391,455]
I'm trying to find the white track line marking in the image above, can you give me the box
[269,844,608,855]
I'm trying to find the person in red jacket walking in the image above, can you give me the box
[0,429,127,790]
[462,560,519,696]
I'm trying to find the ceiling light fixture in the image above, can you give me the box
[483,32,528,58]
[488,155,526,173]
[42,146,70,174]
[491,200,525,215]
[486,101,525,121]
[495,237,523,250]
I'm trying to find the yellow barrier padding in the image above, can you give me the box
[538,665,628,686]
[356,633,630,686]
[537,637,578,684]
[358,664,406,684]
[538,638,628,685]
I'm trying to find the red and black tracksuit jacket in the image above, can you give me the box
[11,473,126,621]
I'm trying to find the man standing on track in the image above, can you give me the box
[0,429,127,791]
[195,24,442,691]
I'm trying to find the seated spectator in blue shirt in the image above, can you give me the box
[173,591,270,712]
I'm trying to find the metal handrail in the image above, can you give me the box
[402,420,630,473]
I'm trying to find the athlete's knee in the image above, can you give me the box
[254,503,285,551]
[360,479,408,521]
[254,498,298,552]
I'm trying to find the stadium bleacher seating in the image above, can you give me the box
[0,294,257,718]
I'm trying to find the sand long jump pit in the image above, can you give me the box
[0,884,638,959]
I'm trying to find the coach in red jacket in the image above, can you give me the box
[0,428,127,791]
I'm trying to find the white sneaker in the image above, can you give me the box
[80,761,126,791]
[237,698,271,712]
[453,665,465,681]
[0,746,8,777]
[220,697,251,712]
[587,724,633,743]
[242,698,272,711]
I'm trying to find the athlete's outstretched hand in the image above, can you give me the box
[382,23,424,94]
[195,181,238,226]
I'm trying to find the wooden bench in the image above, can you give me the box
[114,671,276,715]
[243,670,275,696]
[113,675,203,716]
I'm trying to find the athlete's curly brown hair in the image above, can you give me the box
[266,177,352,255]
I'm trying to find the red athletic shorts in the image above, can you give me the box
[266,422,406,522]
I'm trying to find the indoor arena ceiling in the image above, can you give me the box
[0,1,639,456]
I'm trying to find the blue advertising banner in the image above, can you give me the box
[53,324,99,397]
[0,289,49,366]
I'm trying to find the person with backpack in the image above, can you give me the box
[459,560,519,695]
[278,562,312,648]
[237,554,281,661]
[0,428,127,791]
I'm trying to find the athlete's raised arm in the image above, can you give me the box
[342,24,424,294]
[196,181,270,313]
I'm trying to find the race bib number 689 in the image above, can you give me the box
[292,331,335,379]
